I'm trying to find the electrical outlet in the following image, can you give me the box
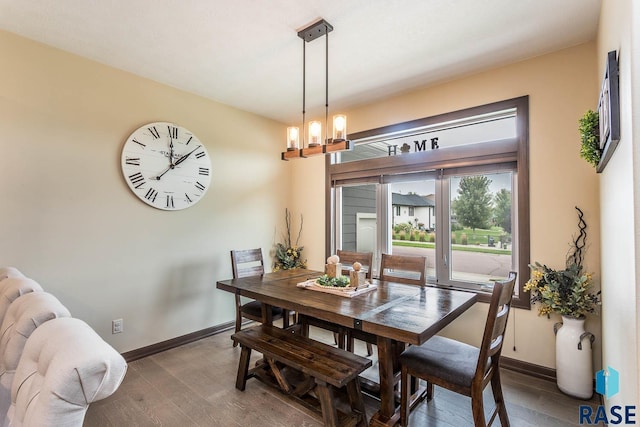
[112,318,123,334]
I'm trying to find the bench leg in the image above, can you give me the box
[315,380,339,427]
[347,378,367,427]
[235,345,252,391]
[267,357,291,393]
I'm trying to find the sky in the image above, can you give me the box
[391,171,512,197]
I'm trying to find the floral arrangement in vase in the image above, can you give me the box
[524,207,601,318]
[273,208,307,271]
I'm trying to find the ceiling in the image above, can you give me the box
[0,0,601,125]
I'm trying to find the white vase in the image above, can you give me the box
[555,315,594,399]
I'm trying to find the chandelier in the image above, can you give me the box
[281,19,352,160]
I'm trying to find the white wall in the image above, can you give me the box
[597,0,639,408]
[0,31,292,353]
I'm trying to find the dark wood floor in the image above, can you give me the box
[85,325,602,426]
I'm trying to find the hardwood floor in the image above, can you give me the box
[85,325,602,426]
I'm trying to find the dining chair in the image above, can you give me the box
[336,250,373,280]
[399,271,517,427]
[337,250,374,356]
[379,253,427,286]
[230,249,288,347]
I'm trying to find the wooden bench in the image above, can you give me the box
[232,325,372,427]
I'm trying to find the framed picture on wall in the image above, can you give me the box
[596,50,620,173]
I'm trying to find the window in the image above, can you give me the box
[327,97,530,308]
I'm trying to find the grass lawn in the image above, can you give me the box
[393,240,511,255]
[393,226,512,255]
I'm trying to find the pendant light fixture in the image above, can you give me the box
[281,19,352,160]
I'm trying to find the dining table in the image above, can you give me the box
[216,268,477,427]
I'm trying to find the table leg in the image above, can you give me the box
[369,337,401,427]
[261,303,274,325]
[296,314,310,337]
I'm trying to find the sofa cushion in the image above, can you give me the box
[0,278,43,323]
[0,268,24,282]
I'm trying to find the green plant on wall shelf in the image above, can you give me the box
[579,110,600,168]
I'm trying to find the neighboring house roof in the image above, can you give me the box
[392,193,435,207]
[423,194,435,204]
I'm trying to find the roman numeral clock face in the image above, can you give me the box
[121,122,211,210]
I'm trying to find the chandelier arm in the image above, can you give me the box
[302,37,306,148]
[325,23,329,144]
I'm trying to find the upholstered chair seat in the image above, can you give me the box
[241,301,283,319]
[399,336,486,389]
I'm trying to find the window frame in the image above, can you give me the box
[325,96,530,309]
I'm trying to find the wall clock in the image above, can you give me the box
[121,122,211,210]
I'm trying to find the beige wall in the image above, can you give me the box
[292,42,602,370]
[597,0,639,408]
[0,30,293,353]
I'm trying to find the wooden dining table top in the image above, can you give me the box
[216,269,477,346]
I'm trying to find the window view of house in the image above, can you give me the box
[331,100,523,297]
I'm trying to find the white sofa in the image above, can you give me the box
[0,278,42,321]
[0,292,72,419]
[0,270,23,282]
[0,268,127,426]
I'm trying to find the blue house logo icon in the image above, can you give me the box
[596,366,620,399]
[580,366,635,424]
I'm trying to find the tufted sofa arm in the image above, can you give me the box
[0,292,72,421]
[5,317,127,427]
[0,278,43,322]
[0,269,23,282]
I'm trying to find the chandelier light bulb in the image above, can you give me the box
[309,121,322,146]
[286,126,300,150]
[333,114,347,142]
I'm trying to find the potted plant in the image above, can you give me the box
[579,110,600,168]
[525,207,601,399]
[526,262,598,318]
[273,208,307,271]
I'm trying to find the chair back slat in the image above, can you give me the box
[231,249,265,279]
[379,253,427,286]
[476,272,517,372]
[336,250,373,279]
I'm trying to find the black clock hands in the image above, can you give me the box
[154,164,174,180]
[153,145,201,180]
[168,137,175,166]
[173,145,201,167]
